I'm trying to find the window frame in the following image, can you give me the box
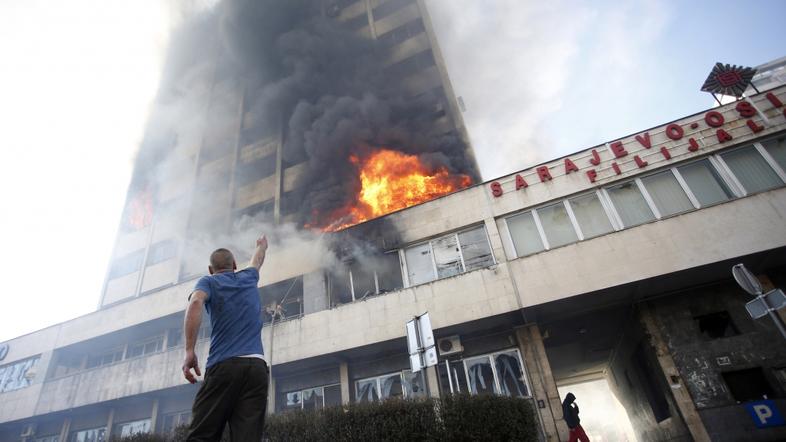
[355,369,425,402]
[461,348,531,398]
[713,143,785,196]
[284,383,341,410]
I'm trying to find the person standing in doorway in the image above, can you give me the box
[563,392,590,442]
[182,234,269,441]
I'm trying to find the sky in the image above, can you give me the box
[0,0,784,342]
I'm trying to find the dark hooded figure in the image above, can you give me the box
[562,392,590,442]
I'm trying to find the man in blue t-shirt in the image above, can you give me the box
[182,234,268,441]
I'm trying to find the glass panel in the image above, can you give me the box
[537,202,578,248]
[494,351,529,398]
[302,387,324,410]
[403,370,427,399]
[458,226,494,271]
[761,137,786,173]
[376,252,403,293]
[678,159,733,207]
[119,419,151,437]
[432,234,463,278]
[286,391,302,409]
[405,243,436,285]
[465,356,497,395]
[356,378,379,403]
[71,428,106,442]
[568,193,613,239]
[721,146,783,193]
[0,357,38,392]
[507,211,545,257]
[640,170,694,217]
[380,373,403,399]
[329,268,353,306]
[167,328,183,348]
[126,344,143,358]
[607,181,655,227]
[350,261,376,299]
[324,384,342,407]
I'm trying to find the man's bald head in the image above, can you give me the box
[209,248,236,274]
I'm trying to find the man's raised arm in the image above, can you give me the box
[182,290,207,384]
[248,234,268,271]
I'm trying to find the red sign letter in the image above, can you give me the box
[589,149,601,166]
[705,111,725,128]
[609,141,628,158]
[747,119,764,133]
[611,162,622,175]
[586,169,597,183]
[660,146,671,160]
[515,174,528,190]
[766,92,783,108]
[634,155,648,168]
[716,129,733,143]
[536,166,552,182]
[688,138,699,152]
[635,132,652,149]
[735,101,756,118]
[490,181,503,197]
[564,158,579,174]
[665,123,684,140]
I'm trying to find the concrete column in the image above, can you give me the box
[267,376,276,415]
[425,365,440,398]
[58,417,71,442]
[150,398,160,433]
[640,304,711,442]
[340,362,351,405]
[515,325,565,442]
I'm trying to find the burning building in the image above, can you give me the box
[2,1,786,440]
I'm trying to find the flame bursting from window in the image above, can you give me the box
[125,188,154,230]
[315,148,472,231]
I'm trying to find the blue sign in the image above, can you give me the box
[744,400,786,428]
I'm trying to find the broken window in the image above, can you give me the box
[459,226,495,271]
[260,276,304,322]
[461,350,530,398]
[403,369,427,399]
[69,426,106,442]
[495,350,530,397]
[405,243,436,285]
[329,269,353,307]
[404,225,494,286]
[695,311,739,339]
[356,378,380,403]
[0,356,40,392]
[439,359,470,394]
[433,234,462,278]
[350,261,376,300]
[356,370,425,403]
[465,356,496,395]
[116,419,151,438]
[376,252,403,293]
[722,367,777,402]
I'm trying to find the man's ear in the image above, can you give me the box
[233,260,237,270]
[208,265,214,275]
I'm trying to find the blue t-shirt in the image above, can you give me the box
[193,267,264,369]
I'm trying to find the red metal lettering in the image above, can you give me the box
[705,111,725,128]
[611,162,622,175]
[536,166,552,182]
[490,181,503,197]
[735,101,756,118]
[766,92,783,108]
[660,146,671,160]
[564,158,579,174]
[634,155,648,168]
[716,128,733,143]
[609,141,628,158]
[586,169,597,183]
[747,119,764,133]
[688,138,699,152]
[635,132,652,149]
[665,123,684,140]
[589,149,601,166]
[515,174,528,190]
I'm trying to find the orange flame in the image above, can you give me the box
[314,148,472,231]
[125,188,153,230]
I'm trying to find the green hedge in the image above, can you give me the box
[117,394,538,442]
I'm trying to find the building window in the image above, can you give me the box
[694,311,739,339]
[567,192,614,239]
[463,350,530,398]
[507,211,545,257]
[720,145,784,194]
[69,427,106,442]
[147,240,178,266]
[761,136,786,172]
[676,159,733,207]
[537,201,579,248]
[639,170,695,217]
[115,419,151,438]
[85,348,124,369]
[377,18,425,47]
[403,226,494,286]
[722,367,777,402]
[126,336,163,359]
[260,276,304,323]
[34,436,60,442]
[167,328,183,348]
[0,356,40,393]
[285,384,342,411]
[606,181,656,227]
[356,370,426,403]
[162,411,191,435]
[372,0,415,21]
[109,250,144,279]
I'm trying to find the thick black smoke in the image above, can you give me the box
[128,0,478,230]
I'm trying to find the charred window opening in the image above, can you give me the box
[236,153,277,185]
[233,199,275,224]
[282,384,342,412]
[722,367,777,402]
[329,268,353,307]
[695,311,739,339]
[330,252,403,307]
[261,276,304,323]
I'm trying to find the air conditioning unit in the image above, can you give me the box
[20,424,36,437]
[438,335,464,356]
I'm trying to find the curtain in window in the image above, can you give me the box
[458,227,494,271]
[286,391,302,408]
[762,137,786,173]
[607,181,655,227]
[119,420,151,437]
[405,243,436,285]
[507,211,545,257]
[465,357,496,395]
[432,234,463,278]
[568,193,613,239]
[494,351,529,398]
[721,146,783,194]
[356,379,379,403]
[677,160,732,207]
[537,202,578,248]
[380,374,403,399]
[640,170,694,217]
[403,370,427,398]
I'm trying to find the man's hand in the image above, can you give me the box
[249,234,268,270]
[182,350,201,384]
[256,234,268,252]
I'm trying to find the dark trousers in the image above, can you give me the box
[187,357,269,442]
